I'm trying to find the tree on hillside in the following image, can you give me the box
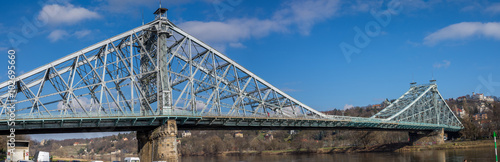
[460,117,481,140]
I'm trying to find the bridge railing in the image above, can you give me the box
[2,110,321,120]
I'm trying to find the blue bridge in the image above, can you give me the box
[0,7,463,161]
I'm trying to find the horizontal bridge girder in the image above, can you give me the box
[0,115,462,134]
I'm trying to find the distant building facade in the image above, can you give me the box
[234,132,244,138]
[472,92,494,102]
[181,131,192,138]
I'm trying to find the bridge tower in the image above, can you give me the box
[137,7,179,162]
[371,80,462,145]
[138,120,178,162]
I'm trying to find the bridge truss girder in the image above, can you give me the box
[0,18,328,120]
[371,83,463,128]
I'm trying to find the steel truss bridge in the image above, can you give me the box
[0,9,463,135]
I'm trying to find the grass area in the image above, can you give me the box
[65,145,87,155]
[52,157,89,162]
[219,140,496,156]
[46,140,499,159]
[397,140,495,152]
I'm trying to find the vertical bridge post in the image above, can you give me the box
[155,7,173,115]
[138,120,179,162]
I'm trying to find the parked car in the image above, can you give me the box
[124,157,140,162]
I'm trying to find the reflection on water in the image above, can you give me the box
[180,147,495,162]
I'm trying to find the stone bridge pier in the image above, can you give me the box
[137,120,179,162]
[409,128,444,146]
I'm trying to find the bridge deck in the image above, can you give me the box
[0,115,462,135]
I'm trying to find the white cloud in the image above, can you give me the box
[74,29,91,38]
[273,0,341,35]
[281,87,299,92]
[343,104,354,110]
[461,2,500,14]
[345,0,441,14]
[38,3,100,26]
[195,100,207,111]
[48,29,93,42]
[179,19,283,44]
[102,0,156,13]
[229,42,246,48]
[423,22,500,46]
[433,60,451,69]
[48,29,69,42]
[485,3,500,14]
[19,70,26,75]
[57,97,95,112]
[343,0,384,14]
[178,0,340,50]
[406,40,421,47]
[395,0,442,12]
[400,0,432,9]
[460,2,482,12]
[101,0,199,14]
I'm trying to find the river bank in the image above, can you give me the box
[396,139,495,152]
[50,140,497,160]
[199,139,496,156]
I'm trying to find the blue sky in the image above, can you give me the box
[1,0,500,140]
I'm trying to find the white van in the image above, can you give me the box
[34,151,50,162]
[124,157,140,162]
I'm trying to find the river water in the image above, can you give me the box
[180,147,496,162]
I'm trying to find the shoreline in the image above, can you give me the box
[396,139,494,152]
[48,140,496,161]
[184,140,496,157]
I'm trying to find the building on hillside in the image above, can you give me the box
[73,142,86,146]
[122,137,128,141]
[457,96,467,102]
[473,113,491,127]
[181,131,192,138]
[477,102,491,113]
[453,108,468,118]
[40,139,46,146]
[472,92,494,102]
[234,132,244,138]
[110,150,121,155]
[473,113,488,121]
[264,133,274,140]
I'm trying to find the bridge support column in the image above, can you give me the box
[138,120,179,162]
[409,128,444,146]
